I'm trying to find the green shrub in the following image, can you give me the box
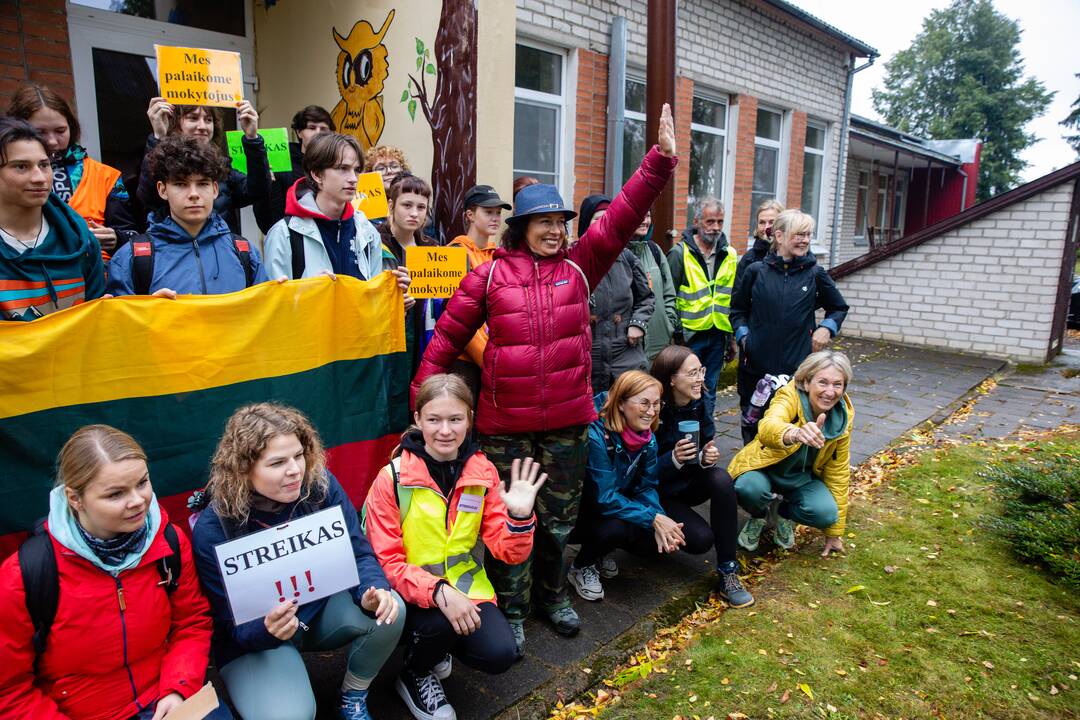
[980,450,1080,591]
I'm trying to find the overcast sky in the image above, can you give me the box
[792,0,1080,182]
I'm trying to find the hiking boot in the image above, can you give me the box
[546,605,581,637]
[432,654,453,680]
[717,569,755,608]
[568,563,605,601]
[773,515,796,549]
[598,553,619,579]
[339,689,372,720]
[737,517,767,552]
[508,620,526,659]
[396,668,456,720]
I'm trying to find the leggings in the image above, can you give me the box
[659,465,739,564]
[734,470,839,529]
[401,601,518,676]
[219,590,405,720]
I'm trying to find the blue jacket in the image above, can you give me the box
[585,393,664,530]
[191,472,390,667]
[106,213,267,296]
[654,395,715,494]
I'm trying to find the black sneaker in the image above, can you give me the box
[395,668,457,720]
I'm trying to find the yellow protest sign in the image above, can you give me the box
[155,45,243,108]
[405,246,468,298]
[351,172,389,219]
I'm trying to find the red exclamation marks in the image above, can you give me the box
[305,570,314,592]
[275,580,284,602]
[290,575,300,598]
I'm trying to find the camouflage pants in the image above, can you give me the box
[480,425,589,621]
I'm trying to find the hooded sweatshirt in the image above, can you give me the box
[262,177,385,281]
[0,194,105,321]
[106,212,267,296]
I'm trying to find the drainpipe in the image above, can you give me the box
[958,168,968,211]
[829,53,875,266]
[605,17,628,197]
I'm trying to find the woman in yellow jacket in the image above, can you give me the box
[728,350,854,557]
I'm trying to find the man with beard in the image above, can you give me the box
[667,197,738,417]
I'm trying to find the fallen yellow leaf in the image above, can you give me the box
[799,683,814,699]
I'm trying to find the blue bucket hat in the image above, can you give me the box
[509,184,577,222]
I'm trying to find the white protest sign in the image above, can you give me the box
[213,505,359,625]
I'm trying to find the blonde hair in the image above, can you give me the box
[756,198,784,219]
[600,370,663,433]
[773,209,815,239]
[363,145,409,173]
[56,425,147,496]
[207,403,328,524]
[793,350,853,391]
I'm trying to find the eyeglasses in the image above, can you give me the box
[678,366,707,379]
[373,162,402,173]
[631,398,665,412]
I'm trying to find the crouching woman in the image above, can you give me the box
[192,403,404,720]
[364,374,544,720]
[728,350,854,557]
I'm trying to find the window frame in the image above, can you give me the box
[620,74,647,189]
[800,119,828,223]
[687,91,729,225]
[750,105,787,235]
[853,169,870,245]
[513,39,569,202]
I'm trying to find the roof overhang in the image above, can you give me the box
[757,0,879,58]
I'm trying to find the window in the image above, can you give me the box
[854,171,869,241]
[621,78,646,187]
[875,175,889,229]
[72,0,246,36]
[514,43,565,191]
[750,108,784,234]
[892,176,907,236]
[800,122,826,221]
[688,95,728,224]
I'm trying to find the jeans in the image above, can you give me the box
[687,328,731,419]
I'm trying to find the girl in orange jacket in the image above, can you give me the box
[364,373,546,720]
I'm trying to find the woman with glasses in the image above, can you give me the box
[363,145,409,191]
[730,209,849,444]
[566,371,688,602]
[648,346,753,607]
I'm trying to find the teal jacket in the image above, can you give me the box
[0,194,104,321]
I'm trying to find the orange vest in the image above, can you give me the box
[67,156,121,262]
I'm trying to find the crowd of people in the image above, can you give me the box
[0,84,854,720]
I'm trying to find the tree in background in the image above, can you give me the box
[1063,73,1080,158]
[872,0,1053,201]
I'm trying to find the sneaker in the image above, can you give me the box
[568,563,605,601]
[717,570,755,608]
[737,517,767,552]
[509,620,526,659]
[339,688,372,720]
[773,516,795,549]
[396,669,456,720]
[432,654,453,680]
[598,553,619,579]
[546,605,581,637]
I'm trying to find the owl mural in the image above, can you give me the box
[331,10,395,151]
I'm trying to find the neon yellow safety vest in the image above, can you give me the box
[390,457,496,602]
[675,242,738,332]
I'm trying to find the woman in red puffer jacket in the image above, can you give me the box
[412,104,677,654]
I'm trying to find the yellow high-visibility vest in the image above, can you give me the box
[675,242,738,332]
[391,458,496,601]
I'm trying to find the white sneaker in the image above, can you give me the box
[598,553,619,579]
[568,563,605,601]
[432,654,452,680]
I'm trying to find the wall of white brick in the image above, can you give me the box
[834,182,1074,363]
[516,0,856,248]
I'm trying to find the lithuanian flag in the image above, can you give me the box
[0,274,409,557]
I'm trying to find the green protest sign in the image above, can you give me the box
[225,128,292,175]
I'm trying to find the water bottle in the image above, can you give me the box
[742,375,775,425]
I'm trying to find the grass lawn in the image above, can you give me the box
[586,434,1080,720]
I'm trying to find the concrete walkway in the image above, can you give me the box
[311,338,1052,719]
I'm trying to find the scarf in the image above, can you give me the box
[47,485,162,575]
[75,521,149,567]
[621,427,653,453]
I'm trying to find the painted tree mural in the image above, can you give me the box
[401,0,477,241]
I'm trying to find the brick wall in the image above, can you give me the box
[0,0,75,109]
[573,49,609,215]
[785,110,807,210]
[729,94,758,253]
[834,182,1075,363]
[672,74,694,232]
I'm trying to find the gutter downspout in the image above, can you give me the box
[605,16,628,196]
[829,53,875,267]
[958,168,968,211]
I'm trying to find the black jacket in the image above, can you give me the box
[654,395,715,496]
[730,252,848,377]
[136,134,272,235]
[254,141,305,233]
[735,236,770,288]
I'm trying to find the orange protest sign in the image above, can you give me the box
[155,45,243,108]
[351,172,389,219]
[405,246,468,298]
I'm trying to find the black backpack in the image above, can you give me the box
[130,233,255,295]
[17,520,182,657]
[289,228,306,279]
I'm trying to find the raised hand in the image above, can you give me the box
[658,103,676,157]
[147,97,173,139]
[236,100,260,139]
[500,457,547,519]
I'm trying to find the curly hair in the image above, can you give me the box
[362,145,409,173]
[207,403,328,525]
[148,135,231,186]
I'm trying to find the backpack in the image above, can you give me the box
[289,227,306,279]
[130,233,255,295]
[17,520,182,658]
